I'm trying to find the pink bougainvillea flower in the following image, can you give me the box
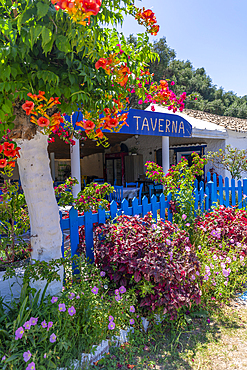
[68,306,76,316]
[49,333,57,343]
[23,350,32,362]
[108,321,115,330]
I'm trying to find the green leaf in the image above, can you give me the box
[41,27,52,48]
[55,35,71,53]
[36,2,50,20]
[5,353,19,363]
[30,25,43,48]
[48,360,57,368]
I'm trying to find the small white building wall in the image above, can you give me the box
[225,129,247,180]
[204,138,226,178]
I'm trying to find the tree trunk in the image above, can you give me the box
[16,132,63,294]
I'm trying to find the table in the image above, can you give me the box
[123,187,140,200]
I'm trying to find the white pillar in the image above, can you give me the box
[70,137,81,198]
[162,136,170,175]
[50,152,55,181]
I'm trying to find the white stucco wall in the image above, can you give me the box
[120,135,162,174]
[80,153,104,178]
[226,130,247,180]
[120,135,226,178]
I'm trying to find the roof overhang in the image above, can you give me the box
[145,105,228,139]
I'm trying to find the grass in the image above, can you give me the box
[85,300,247,370]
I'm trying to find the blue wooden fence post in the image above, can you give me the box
[69,207,80,258]
[69,207,80,275]
[207,180,215,210]
[59,211,65,258]
[243,178,247,209]
[167,193,172,222]
[84,210,94,263]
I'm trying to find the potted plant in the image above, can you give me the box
[129,147,138,156]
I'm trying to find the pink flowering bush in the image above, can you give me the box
[55,177,114,213]
[94,213,202,317]
[145,154,207,241]
[0,257,137,369]
[195,206,247,301]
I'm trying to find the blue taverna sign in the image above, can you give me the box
[121,109,192,138]
[66,108,192,138]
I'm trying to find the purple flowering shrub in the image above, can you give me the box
[0,257,137,369]
[195,206,247,301]
[196,206,247,249]
[94,213,202,316]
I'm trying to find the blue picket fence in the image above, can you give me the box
[60,173,247,262]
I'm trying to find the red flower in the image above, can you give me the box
[95,58,108,70]
[104,118,118,129]
[37,117,50,127]
[3,142,15,157]
[8,161,15,167]
[0,159,7,168]
[150,24,160,36]
[22,101,34,115]
[141,9,156,23]
[0,145,3,154]
[95,128,104,139]
[83,120,95,131]
[81,0,102,15]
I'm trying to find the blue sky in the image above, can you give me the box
[117,0,247,97]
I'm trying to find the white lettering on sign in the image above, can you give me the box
[134,116,141,130]
[141,117,149,131]
[159,119,164,132]
[150,118,157,131]
[165,119,170,133]
[178,121,185,134]
[172,121,177,133]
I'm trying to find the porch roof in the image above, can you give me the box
[145,105,228,139]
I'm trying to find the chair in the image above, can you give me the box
[94,179,105,184]
[126,182,138,188]
[138,183,143,205]
[110,185,123,203]
[149,184,163,200]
